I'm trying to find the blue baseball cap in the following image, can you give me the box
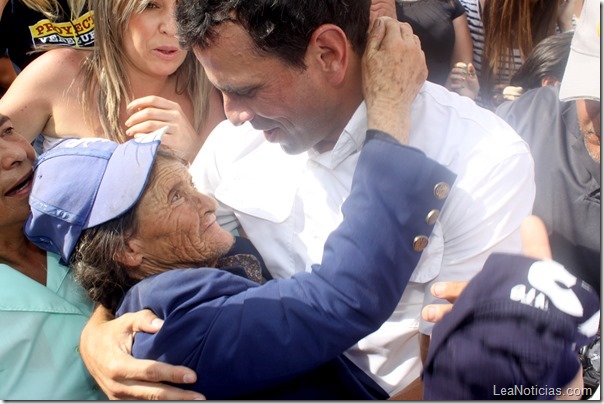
[423,253,600,400]
[24,128,167,264]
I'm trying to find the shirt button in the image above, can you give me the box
[425,209,440,225]
[413,235,429,251]
[434,182,450,200]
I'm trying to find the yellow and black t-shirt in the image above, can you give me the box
[0,0,94,70]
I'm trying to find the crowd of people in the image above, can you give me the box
[0,0,600,400]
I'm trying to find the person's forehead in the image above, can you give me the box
[194,24,289,92]
[153,158,192,191]
[0,114,11,127]
[196,22,256,58]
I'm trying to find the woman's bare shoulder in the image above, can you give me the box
[0,48,92,141]
[27,48,90,76]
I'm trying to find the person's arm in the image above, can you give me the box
[0,48,78,142]
[79,305,205,400]
[445,3,479,99]
[450,13,474,68]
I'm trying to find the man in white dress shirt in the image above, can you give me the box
[176,0,536,397]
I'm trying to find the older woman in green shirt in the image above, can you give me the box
[0,114,103,399]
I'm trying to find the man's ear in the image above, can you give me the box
[116,238,144,268]
[541,75,560,87]
[307,24,349,85]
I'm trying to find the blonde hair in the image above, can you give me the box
[20,0,87,21]
[80,0,212,143]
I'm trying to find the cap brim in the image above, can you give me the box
[559,48,601,102]
[86,128,166,228]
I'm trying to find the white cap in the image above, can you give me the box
[559,0,601,101]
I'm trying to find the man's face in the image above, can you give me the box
[0,116,36,227]
[129,157,234,273]
[193,22,343,154]
[576,99,601,163]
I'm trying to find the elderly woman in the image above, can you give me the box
[24,123,453,398]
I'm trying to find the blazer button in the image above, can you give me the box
[413,235,429,251]
[426,209,440,225]
[434,182,450,200]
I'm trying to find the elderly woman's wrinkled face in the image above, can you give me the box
[127,157,234,274]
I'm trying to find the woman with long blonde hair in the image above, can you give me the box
[0,0,224,162]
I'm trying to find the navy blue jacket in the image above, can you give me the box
[117,132,456,399]
[424,253,600,400]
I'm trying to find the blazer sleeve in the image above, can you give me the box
[118,131,457,398]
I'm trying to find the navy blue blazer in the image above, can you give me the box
[117,131,456,399]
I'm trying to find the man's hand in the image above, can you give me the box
[422,215,554,323]
[362,17,427,144]
[80,306,205,400]
[421,281,468,323]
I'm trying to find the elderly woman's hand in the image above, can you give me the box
[369,0,397,25]
[362,17,427,144]
[79,306,205,400]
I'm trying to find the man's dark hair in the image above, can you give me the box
[510,31,573,90]
[175,0,371,69]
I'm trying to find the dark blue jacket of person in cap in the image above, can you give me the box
[116,132,456,399]
[423,252,600,400]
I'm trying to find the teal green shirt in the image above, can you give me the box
[0,252,106,399]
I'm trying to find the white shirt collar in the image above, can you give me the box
[307,102,367,169]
